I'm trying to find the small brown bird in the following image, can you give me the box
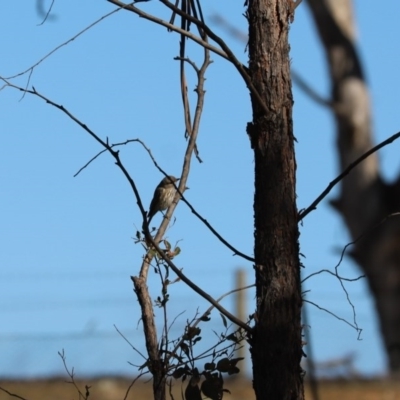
[147,175,180,222]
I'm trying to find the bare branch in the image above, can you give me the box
[37,0,56,25]
[178,55,204,163]
[335,212,400,271]
[302,268,365,284]
[123,372,148,400]
[59,349,90,400]
[107,0,229,60]
[73,148,107,177]
[209,15,247,43]
[299,131,400,220]
[5,6,125,80]
[158,0,268,115]
[168,282,254,363]
[303,212,400,336]
[180,193,255,262]
[292,71,333,108]
[0,387,29,400]
[114,324,147,360]
[108,0,268,116]
[174,56,200,73]
[304,299,362,337]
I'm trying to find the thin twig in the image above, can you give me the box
[304,300,362,338]
[335,212,400,270]
[106,0,229,60]
[107,0,268,116]
[0,387,28,400]
[299,131,400,220]
[123,372,148,400]
[37,0,56,25]
[302,268,365,284]
[193,334,244,363]
[174,56,200,74]
[302,209,400,338]
[114,324,147,360]
[292,71,333,108]
[58,349,90,400]
[5,6,125,80]
[167,310,186,338]
[158,0,268,115]
[74,148,107,177]
[168,282,254,363]
[180,193,255,261]
[333,210,400,331]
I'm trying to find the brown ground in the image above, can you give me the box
[0,377,399,400]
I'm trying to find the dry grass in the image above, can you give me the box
[0,377,399,400]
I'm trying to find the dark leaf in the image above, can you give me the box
[173,367,187,379]
[201,373,223,400]
[204,362,216,371]
[180,342,190,357]
[225,333,239,343]
[183,326,201,341]
[216,358,230,373]
[227,366,240,375]
[220,313,228,328]
[229,357,244,366]
[185,377,202,400]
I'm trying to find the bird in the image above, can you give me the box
[147,175,180,223]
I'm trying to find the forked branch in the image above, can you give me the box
[107,0,269,115]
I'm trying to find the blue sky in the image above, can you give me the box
[1,0,400,378]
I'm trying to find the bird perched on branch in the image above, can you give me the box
[147,175,180,223]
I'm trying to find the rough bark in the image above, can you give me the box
[307,0,400,372]
[247,0,304,398]
[133,277,166,400]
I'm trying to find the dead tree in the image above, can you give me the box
[247,0,304,398]
[307,0,400,372]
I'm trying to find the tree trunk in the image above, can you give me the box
[247,0,304,398]
[307,0,400,373]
